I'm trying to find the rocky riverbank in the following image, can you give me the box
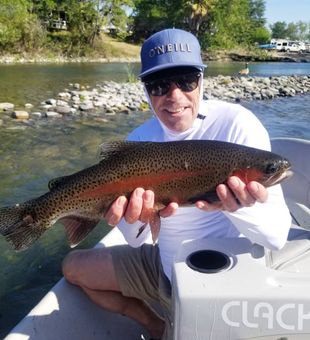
[204,50,310,63]
[1,75,310,127]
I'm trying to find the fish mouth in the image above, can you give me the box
[264,169,293,186]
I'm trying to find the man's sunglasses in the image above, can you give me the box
[144,72,201,96]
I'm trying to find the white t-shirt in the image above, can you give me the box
[117,100,292,280]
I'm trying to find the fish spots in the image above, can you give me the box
[0,140,290,250]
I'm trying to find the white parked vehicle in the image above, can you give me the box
[271,39,306,53]
[271,39,289,52]
[286,41,305,53]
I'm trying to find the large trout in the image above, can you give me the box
[0,140,291,250]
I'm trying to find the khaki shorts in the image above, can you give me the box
[110,244,172,339]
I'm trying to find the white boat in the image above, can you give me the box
[4,137,310,340]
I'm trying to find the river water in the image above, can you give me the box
[0,61,310,337]
[1,61,310,108]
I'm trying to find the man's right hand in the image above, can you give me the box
[104,188,179,226]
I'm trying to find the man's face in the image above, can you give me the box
[145,70,201,133]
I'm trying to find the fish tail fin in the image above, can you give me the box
[0,203,43,251]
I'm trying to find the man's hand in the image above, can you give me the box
[195,176,268,212]
[104,177,269,226]
[104,188,178,226]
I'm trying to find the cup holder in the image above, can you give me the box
[186,249,231,273]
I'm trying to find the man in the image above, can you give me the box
[62,29,291,339]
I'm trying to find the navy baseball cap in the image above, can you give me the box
[140,28,206,79]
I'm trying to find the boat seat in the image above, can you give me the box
[271,138,310,230]
[265,225,310,272]
[265,138,310,272]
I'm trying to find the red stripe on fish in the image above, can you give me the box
[78,170,201,199]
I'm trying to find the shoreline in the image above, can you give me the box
[0,55,141,65]
[1,51,310,65]
[1,75,310,127]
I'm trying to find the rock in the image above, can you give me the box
[71,96,80,104]
[56,106,72,114]
[93,101,105,108]
[79,102,94,111]
[261,89,275,99]
[94,117,109,123]
[56,99,69,107]
[30,112,42,118]
[45,98,57,106]
[41,104,54,110]
[253,92,262,100]
[279,87,295,96]
[45,111,62,118]
[58,92,71,100]
[9,75,306,128]
[25,103,33,109]
[0,102,14,111]
[119,106,131,114]
[12,111,29,119]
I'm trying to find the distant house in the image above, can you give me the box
[43,11,68,31]
[50,19,67,30]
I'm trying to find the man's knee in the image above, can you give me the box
[62,248,119,291]
[62,249,85,284]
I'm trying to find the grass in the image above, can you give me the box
[0,33,141,63]
[100,34,140,59]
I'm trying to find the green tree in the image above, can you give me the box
[0,0,45,51]
[100,0,134,37]
[286,22,298,40]
[61,0,101,50]
[270,20,309,41]
[248,0,266,27]
[296,21,308,41]
[252,26,270,44]
[131,0,169,41]
[205,0,253,49]
[248,0,269,43]
[307,21,310,41]
[131,0,269,48]
[181,0,218,37]
[29,0,57,19]
[270,21,287,39]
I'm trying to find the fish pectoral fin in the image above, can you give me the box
[136,223,147,239]
[134,210,161,244]
[149,210,161,245]
[59,216,100,248]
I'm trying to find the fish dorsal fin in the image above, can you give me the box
[58,216,100,247]
[48,175,71,190]
[97,141,146,161]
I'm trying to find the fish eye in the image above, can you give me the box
[265,163,278,174]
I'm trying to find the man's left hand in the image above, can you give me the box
[195,176,268,212]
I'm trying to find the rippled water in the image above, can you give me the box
[244,95,310,140]
[1,61,310,108]
[0,61,310,337]
[0,111,152,337]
